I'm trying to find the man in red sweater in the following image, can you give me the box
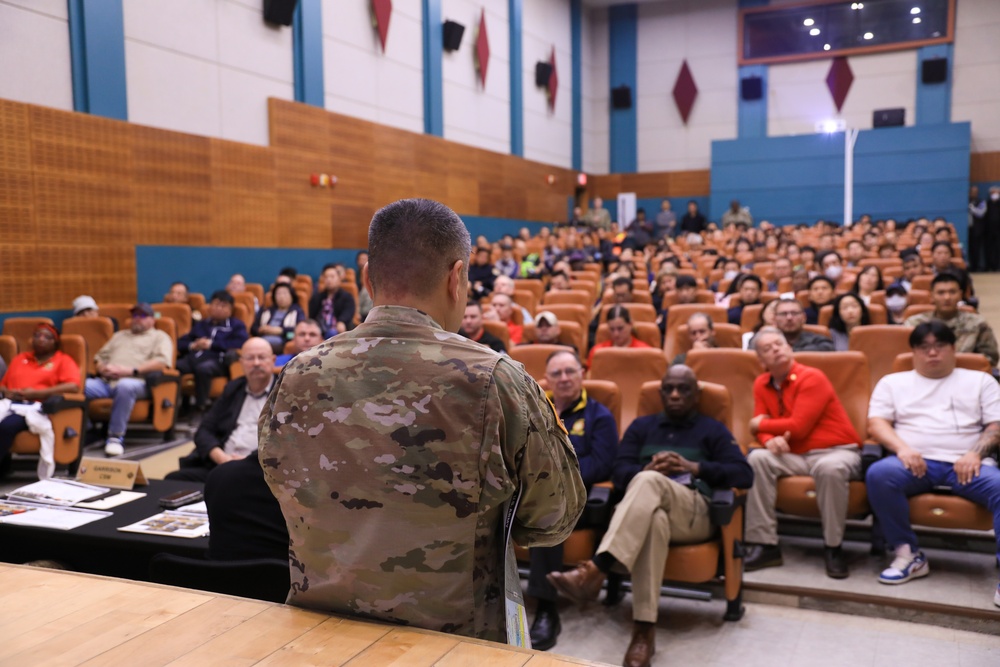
[743,327,862,578]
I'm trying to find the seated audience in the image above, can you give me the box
[0,323,81,478]
[460,301,506,353]
[252,283,305,354]
[85,303,173,456]
[774,298,834,352]
[275,318,324,367]
[744,327,862,578]
[930,241,973,297]
[227,273,258,312]
[905,273,998,368]
[72,295,100,319]
[587,305,652,368]
[804,276,835,325]
[468,247,497,298]
[884,283,909,325]
[548,271,572,292]
[309,263,357,336]
[177,290,249,411]
[547,366,752,667]
[164,281,190,304]
[727,274,763,325]
[744,299,779,350]
[528,311,570,348]
[899,249,925,293]
[493,275,532,324]
[828,293,871,351]
[852,265,884,305]
[865,321,1000,604]
[672,312,717,365]
[491,293,523,345]
[495,244,519,279]
[167,338,275,482]
[528,350,617,651]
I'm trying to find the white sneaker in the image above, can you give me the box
[104,439,125,457]
[994,583,999,608]
[878,544,929,585]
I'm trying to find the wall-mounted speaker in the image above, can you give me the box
[921,58,948,84]
[535,62,553,87]
[263,0,298,26]
[740,76,763,101]
[873,108,905,128]
[443,20,465,51]
[611,85,632,110]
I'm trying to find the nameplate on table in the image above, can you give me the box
[76,457,148,490]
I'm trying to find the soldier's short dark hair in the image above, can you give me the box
[909,320,956,348]
[368,199,472,299]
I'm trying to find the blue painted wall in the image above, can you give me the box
[509,0,524,156]
[916,44,953,126]
[293,0,325,107]
[67,0,128,120]
[571,0,583,171]
[711,123,971,243]
[422,0,444,136]
[608,4,637,174]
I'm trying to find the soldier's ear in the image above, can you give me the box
[447,259,466,304]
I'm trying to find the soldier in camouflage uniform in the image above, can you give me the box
[905,273,998,368]
[259,198,586,645]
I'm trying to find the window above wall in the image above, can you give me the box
[739,0,954,65]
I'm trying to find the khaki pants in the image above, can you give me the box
[597,471,713,623]
[745,445,861,547]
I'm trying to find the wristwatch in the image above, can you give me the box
[132,368,139,377]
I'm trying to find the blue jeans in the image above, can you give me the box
[866,455,1000,560]
[85,378,149,438]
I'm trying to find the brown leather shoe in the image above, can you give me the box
[623,621,656,667]
[546,560,605,605]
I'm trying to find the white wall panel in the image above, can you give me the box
[636,0,738,173]
[441,0,511,153]
[323,0,424,133]
[0,1,73,111]
[522,0,573,168]
[123,0,294,145]
[953,0,1000,153]
[768,51,915,137]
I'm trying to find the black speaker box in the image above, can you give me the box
[873,108,905,128]
[741,76,763,101]
[611,85,632,110]
[922,58,948,84]
[264,0,298,26]
[535,62,553,87]
[443,20,465,51]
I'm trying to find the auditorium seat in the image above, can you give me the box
[818,303,887,327]
[152,302,193,338]
[512,279,543,302]
[98,304,134,329]
[891,352,992,374]
[663,305,728,360]
[594,321,662,349]
[686,348,760,450]
[1,317,55,352]
[512,289,537,316]
[522,320,586,355]
[480,320,511,351]
[599,302,658,324]
[589,347,668,437]
[509,344,574,382]
[544,290,593,308]
[848,325,914,388]
[674,323,743,356]
[62,316,115,376]
[542,304,589,332]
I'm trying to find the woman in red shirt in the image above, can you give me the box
[0,323,81,471]
[587,305,652,368]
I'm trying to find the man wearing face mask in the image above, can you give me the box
[817,251,846,287]
[983,186,1000,272]
[884,283,909,325]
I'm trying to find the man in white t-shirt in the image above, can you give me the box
[866,320,1000,607]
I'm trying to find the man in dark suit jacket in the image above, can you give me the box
[167,338,274,482]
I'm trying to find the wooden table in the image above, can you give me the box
[0,564,610,666]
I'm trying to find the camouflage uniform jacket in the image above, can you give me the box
[259,305,585,642]
[904,310,999,366]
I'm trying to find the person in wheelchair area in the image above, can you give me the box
[546,365,752,667]
[866,320,1000,607]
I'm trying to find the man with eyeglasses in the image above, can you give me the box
[773,298,834,352]
[743,326,861,579]
[527,350,617,652]
[547,365,752,667]
[865,321,1000,606]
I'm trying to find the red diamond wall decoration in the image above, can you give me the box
[547,47,558,111]
[475,9,489,86]
[672,60,698,124]
[826,57,853,112]
[371,0,392,52]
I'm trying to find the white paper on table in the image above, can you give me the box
[0,504,111,530]
[76,491,147,510]
[7,479,110,506]
[117,511,210,539]
[173,500,207,515]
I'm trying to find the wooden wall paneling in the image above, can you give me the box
[413,134,450,205]
[589,174,622,202]
[209,139,278,247]
[274,147,336,248]
[131,126,212,246]
[35,244,136,311]
[669,170,711,196]
[0,102,34,244]
[372,125,418,208]
[445,142,480,215]
[268,98,331,154]
[0,244,38,312]
[477,149,506,217]
[971,151,1000,182]
[327,112,375,249]
[0,100,32,170]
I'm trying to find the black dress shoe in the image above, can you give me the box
[529,606,561,651]
[744,543,783,572]
[825,545,849,579]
